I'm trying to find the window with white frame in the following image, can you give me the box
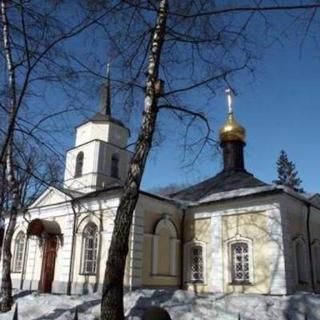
[81,223,98,274]
[184,240,206,284]
[13,231,25,273]
[294,238,308,283]
[231,242,250,283]
[191,245,204,282]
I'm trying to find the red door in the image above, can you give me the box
[39,237,57,293]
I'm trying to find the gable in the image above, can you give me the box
[29,187,72,208]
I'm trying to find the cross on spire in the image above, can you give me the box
[100,63,111,116]
[225,88,233,115]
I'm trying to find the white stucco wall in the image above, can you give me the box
[186,194,287,294]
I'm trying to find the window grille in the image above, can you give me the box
[231,242,250,283]
[191,245,204,282]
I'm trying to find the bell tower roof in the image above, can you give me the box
[77,64,127,130]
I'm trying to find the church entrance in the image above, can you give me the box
[39,236,57,293]
[27,218,62,293]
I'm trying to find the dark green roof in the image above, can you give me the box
[77,112,125,128]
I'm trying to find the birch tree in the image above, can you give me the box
[97,1,320,319]
[101,1,169,318]
[1,0,21,310]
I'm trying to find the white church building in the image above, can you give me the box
[6,78,320,296]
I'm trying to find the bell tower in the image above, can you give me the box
[64,66,131,193]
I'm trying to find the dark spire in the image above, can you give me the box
[100,64,111,116]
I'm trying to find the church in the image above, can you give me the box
[6,76,320,296]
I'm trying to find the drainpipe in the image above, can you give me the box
[306,202,315,292]
[179,207,186,289]
[67,200,78,295]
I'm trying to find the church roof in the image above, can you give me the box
[77,112,126,128]
[169,170,268,201]
[76,65,129,130]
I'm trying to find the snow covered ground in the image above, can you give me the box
[0,289,320,320]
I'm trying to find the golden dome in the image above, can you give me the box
[219,113,246,143]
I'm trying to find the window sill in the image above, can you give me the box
[79,273,97,276]
[185,281,207,286]
[228,281,253,286]
[151,274,177,278]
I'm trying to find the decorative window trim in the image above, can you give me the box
[225,235,254,285]
[312,240,320,283]
[75,151,84,177]
[80,222,98,275]
[152,218,178,276]
[12,231,26,273]
[184,240,206,284]
[292,236,309,284]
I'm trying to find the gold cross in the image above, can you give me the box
[225,88,233,115]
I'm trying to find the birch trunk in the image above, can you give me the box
[0,0,19,311]
[0,0,16,162]
[0,144,19,312]
[100,1,168,319]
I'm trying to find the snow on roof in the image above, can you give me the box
[169,170,268,202]
[197,185,279,204]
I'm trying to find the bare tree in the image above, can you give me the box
[100,1,169,318]
[0,0,318,316]
[97,1,320,319]
[0,0,116,311]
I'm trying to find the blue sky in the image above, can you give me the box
[32,4,319,194]
[142,35,320,193]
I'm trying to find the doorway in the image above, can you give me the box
[39,236,57,293]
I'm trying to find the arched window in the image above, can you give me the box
[81,223,98,274]
[110,154,119,178]
[184,240,206,284]
[294,238,308,283]
[191,245,204,282]
[152,218,178,276]
[75,152,84,177]
[231,242,250,283]
[13,231,25,273]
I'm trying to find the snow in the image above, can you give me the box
[197,186,277,204]
[1,290,320,319]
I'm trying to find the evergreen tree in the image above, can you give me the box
[273,150,304,192]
